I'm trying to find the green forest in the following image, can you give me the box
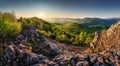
[0,12,109,47]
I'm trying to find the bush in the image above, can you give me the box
[0,12,22,38]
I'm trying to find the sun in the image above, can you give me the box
[39,12,45,18]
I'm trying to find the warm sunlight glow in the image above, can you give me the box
[39,12,45,18]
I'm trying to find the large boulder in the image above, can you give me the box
[37,39,61,57]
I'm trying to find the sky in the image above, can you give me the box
[0,0,120,18]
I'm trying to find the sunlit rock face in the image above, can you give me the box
[91,21,120,52]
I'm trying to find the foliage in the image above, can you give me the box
[0,12,22,38]
[0,11,108,46]
[18,17,108,46]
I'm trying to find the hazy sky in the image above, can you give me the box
[0,0,120,18]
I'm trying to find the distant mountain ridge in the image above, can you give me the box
[45,18,120,27]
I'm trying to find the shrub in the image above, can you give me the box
[0,12,22,38]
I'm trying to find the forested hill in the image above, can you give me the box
[18,17,109,46]
[0,12,116,46]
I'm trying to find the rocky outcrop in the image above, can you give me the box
[1,22,61,66]
[15,22,61,57]
[91,21,120,52]
[2,44,48,66]
[3,44,120,66]
[2,21,120,66]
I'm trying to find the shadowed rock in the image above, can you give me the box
[3,44,48,66]
[38,41,61,57]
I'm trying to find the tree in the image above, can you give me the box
[73,35,80,45]
[79,31,85,42]
[85,37,93,46]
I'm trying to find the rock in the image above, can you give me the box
[39,35,46,42]
[104,59,110,64]
[109,56,115,62]
[97,56,104,63]
[82,61,89,66]
[115,55,120,63]
[4,44,17,63]
[76,61,89,66]
[25,53,45,65]
[105,51,113,58]
[59,62,67,66]
[76,61,82,66]
[71,60,76,66]
[31,63,48,66]
[71,56,78,60]
[17,44,32,52]
[91,21,120,52]
[116,51,120,56]
[110,62,116,66]
[76,54,89,61]
[39,41,61,57]
[47,61,58,66]
[3,44,47,66]
[89,54,98,63]
[90,31,100,49]
[93,62,99,66]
